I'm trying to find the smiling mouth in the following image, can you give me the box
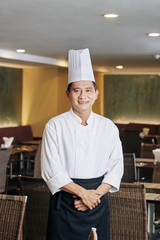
[78,101,88,104]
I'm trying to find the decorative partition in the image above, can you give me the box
[104,75,160,124]
[0,67,22,127]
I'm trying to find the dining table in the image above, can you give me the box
[136,158,155,182]
[10,145,38,178]
[139,182,160,233]
[146,192,160,233]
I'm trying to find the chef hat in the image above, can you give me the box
[68,48,95,84]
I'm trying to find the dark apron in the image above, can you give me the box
[47,176,110,240]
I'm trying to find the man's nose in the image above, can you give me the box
[79,90,86,98]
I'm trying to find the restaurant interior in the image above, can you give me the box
[1,0,160,239]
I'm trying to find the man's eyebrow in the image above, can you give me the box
[73,87,81,90]
[72,87,94,90]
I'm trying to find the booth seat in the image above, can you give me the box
[157,125,160,135]
[127,123,158,135]
[115,123,160,138]
[0,125,36,145]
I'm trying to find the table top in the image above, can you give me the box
[18,140,41,145]
[140,182,160,189]
[136,158,155,169]
[11,145,38,155]
[136,162,148,167]
[136,158,155,163]
[144,135,160,138]
[146,193,160,202]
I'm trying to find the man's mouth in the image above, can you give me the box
[78,101,88,104]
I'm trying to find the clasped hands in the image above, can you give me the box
[74,189,102,212]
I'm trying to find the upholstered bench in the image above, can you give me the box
[0,125,34,145]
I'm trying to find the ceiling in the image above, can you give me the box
[1,0,160,74]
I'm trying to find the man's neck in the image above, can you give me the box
[72,109,91,126]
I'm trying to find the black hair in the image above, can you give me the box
[67,81,97,92]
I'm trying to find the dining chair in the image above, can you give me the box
[18,176,50,240]
[152,162,160,229]
[33,141,41,177]
[0,194,27,240]
[152,162,160,183]
[121,153,137,182]
[140,143,157,159]
[155,136,160,144]
[122,130,141,157]
[108,182,148,240]
[0,148,12,193]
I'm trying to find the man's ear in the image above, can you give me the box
[66,90,70,98]
[95,90,99,100]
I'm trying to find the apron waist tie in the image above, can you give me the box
[56,192,62,209]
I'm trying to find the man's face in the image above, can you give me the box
[66,81,99,116]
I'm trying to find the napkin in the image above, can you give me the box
[139,127,150,138]
[1,137,14,148]
[152,148,160,162]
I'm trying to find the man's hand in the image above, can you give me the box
[74,198,88,211]
[61,182,111,211]
[78,189,101,210]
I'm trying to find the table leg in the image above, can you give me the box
[20,153,24,170]
[136,167,140,181]
[147,202,155,233]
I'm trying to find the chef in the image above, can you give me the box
[41,48,123,240]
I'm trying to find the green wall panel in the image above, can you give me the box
[0,67,22,126]
[104,75,160,123]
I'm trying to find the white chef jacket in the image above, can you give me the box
[41,108,123,195]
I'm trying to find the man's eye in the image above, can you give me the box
[86,89,91,92]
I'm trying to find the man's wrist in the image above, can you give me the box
[77,187,86,199]
[61,182,86,197]
[96,183,112,196]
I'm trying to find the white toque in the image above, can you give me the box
[68,48,95,84]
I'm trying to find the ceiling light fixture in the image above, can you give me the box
[16,49,25,53]
[116,65,123,69]
[103,13,119,18]
[154,54,160,60]
[147,33,160,37]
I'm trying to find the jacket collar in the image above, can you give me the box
[68,108,94,128]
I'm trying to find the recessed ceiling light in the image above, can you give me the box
[103,13,119,18]
[147,33,160,37]
[154,54,160,60]
[16,49,25,53]
[116,65,123,69]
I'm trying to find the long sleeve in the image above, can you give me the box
[102,127,124,192]
[41,123,72,194]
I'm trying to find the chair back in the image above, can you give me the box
[0,148,12,193]
[18,176,50,240]
[140,143,156,158]
[152,162,160,183]
[0,194,27,240]
[122,130,141,157]
[121,153,137,182]
[33,141,42,178]
[109,183,147,240]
